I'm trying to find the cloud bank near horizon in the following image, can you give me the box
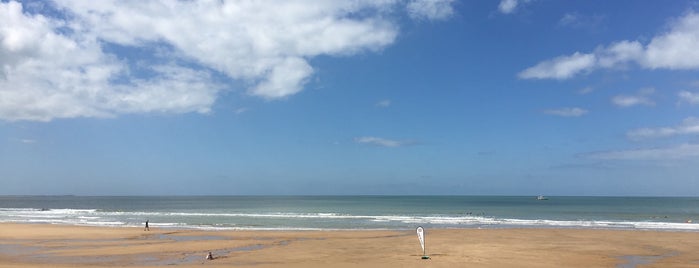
[627,117,699,140]
[585,143,699,161]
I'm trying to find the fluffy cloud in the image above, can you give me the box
[678,90,699,105]
[375,100,392,107]
[498,0,532,14]
[518,52,595,79]
[55,0,398,99]
[520,12,699,79]
[498,0,516,14]
[611,88,655,108]
[234,107,249,115]
[543,107,588,117]
[627,117,699,140]
[1,2,107,121]
[643,12,699,69]
[558,13,579,26]
[249,57,313,98]
[612,95,654,107]
[586,143,699,160]
[1,0,452,122]
[578,86,595,95]
[407,0,455,20]
[0,2,219,122]
[557,12,606,30]
[498,0,517,14]
[596,41,645,68]
[354,136,412,147]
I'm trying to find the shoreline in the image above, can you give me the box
[4,220,699,233]
[2,223,699,267]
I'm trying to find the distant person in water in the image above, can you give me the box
[206,252,214,260]
[144,220,150,231]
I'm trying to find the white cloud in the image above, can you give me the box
[106,65,221,114]
[578,86,595,95]
[678,90,699,105]
[376,100,392,107]
[612,88,655,108]
[0,1,226,121]
[354,136,411,147]
[56,1,398,99]
[498,0,533,14]
[543,107,588,117]
[498,0,517,14]
[518,52,596,79]
[1,2,114,121]
[558,13,579,26]
[19,139,36,144]
[250,57,313,99]
[234,107,249,115]
[521,12,699,79]
[596,41,645,68]
[1,1,448,122]
[557,12,606,30]
[627,117,699,140]
[612,95,654,107]
[407,0,455,20]
[586,143,699,160]
[643,12,699,69]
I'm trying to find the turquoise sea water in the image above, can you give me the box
[0,196,698,231]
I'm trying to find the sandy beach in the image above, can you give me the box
[0,223,698,267]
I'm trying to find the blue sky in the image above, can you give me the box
[2,0,699,196]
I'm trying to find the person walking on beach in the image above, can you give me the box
[144,220,150,231]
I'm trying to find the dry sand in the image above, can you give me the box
[1,223,699,267]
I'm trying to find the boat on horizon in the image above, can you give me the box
[536,195,548,200]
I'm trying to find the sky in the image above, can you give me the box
[2,0,699,196]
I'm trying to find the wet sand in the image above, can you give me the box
[1,223,699,267]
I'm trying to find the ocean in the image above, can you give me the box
[1,196,698,231]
